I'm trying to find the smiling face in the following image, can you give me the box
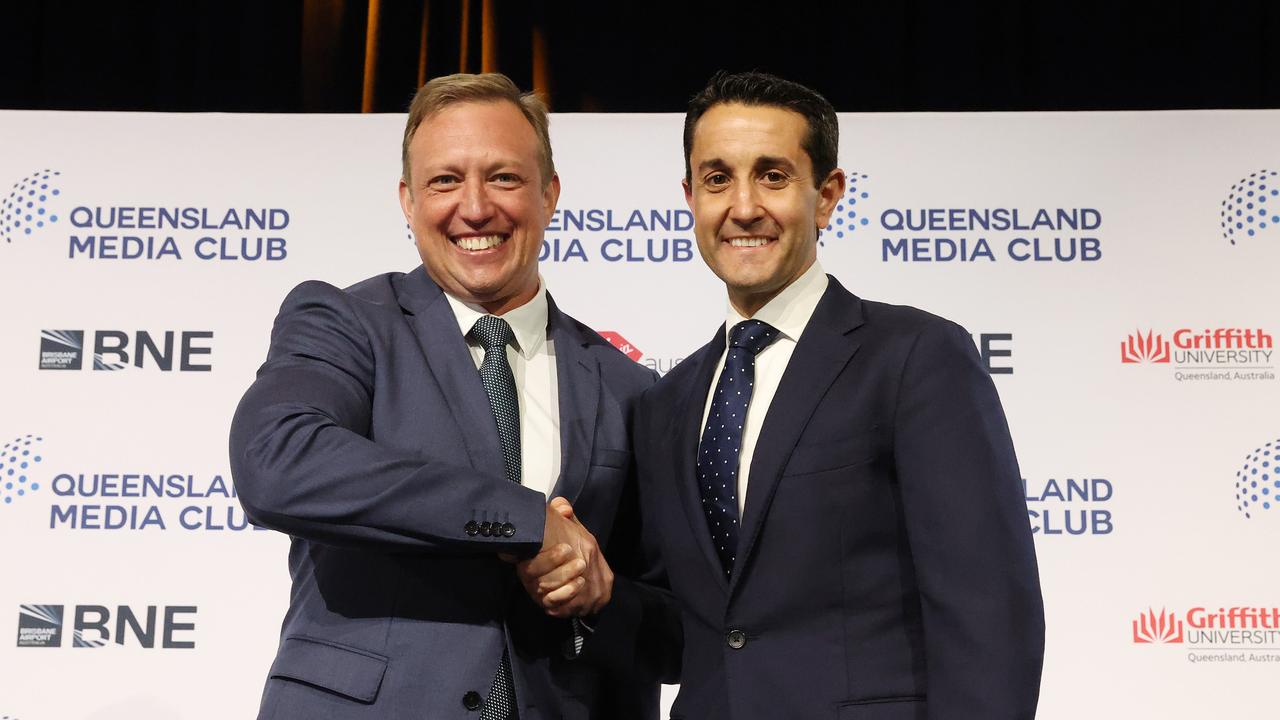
[399,99,560,315]
[683,103,844,317]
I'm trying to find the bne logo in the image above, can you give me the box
[1120,330,1170,363]
[1132,608,1184,644]
[16,603,196,649]
[599,331,643,362]
[39,329,213,371]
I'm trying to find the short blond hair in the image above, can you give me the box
[401,72,555,187]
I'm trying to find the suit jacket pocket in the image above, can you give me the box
[592,447,631,469]
[836,696,926,720]
[268,635,389,704]
[785,427,880,477]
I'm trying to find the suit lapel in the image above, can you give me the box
[394,268,507,481]
[546,296,599,505]
[730,279,865,592]
[673,325,732,594]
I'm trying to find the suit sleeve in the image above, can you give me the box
[892,319,1045,719]
[229,280,546,554]
[576,383,683,687]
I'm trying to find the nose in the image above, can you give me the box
[727,181,764,229]
[458,178,496,228]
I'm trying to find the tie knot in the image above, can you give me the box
[470,315,515,353]
[728,319,778,356]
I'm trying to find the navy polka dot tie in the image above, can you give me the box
[697,319,778,578]
[470,315,519,720]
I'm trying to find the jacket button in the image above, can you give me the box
[479,521,493,537]
[501,522,516,537]
[726,629,746,649]
[462,690,483,711]
[464,521,479,536]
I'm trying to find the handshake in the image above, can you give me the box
[502,497,613,619]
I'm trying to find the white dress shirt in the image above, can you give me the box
[700,261,829,515]
[444,281,561,500]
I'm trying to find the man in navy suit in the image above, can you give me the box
[632,72,1045,719]
[230,73,678,720]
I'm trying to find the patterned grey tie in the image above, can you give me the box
[470,315,519,720]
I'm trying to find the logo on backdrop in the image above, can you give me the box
[820,172,872,246]
[1023,476,1113,537]
[598,330,684,375]
[16,603,197,649]
[38,329,213,372]
[1,435,45,506]
[1234,438,1277,520]
[3,170,294,262]
[1120,327,1273,381]
[1131,605,1280,663]
[2,169,63,244]
[1220,169,1279,245]
[0,433,262,533]
[541,208,695,263]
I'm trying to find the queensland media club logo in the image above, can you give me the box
[38,329,213,372]
[16,603,197,649]
[599,331,683,375]
[1234,437,1277,520]
[1,434,44,507]
[2,169,62,244]
[1221,169,1279,245]
[820,171,871,246]
[1120,326,1274,382]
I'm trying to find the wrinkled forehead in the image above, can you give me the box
[691,103,812,171]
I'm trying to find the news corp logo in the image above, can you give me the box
[820,171,872,246]
[1221,169,1279,245]
[1120,327,1274,382]
[1131,606,1280,663]
[1234,437,1277,520]
[16,603,197,649]
[2,169,63,243]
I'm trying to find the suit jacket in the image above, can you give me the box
[635,276,1045,720]
[229,266,678,720]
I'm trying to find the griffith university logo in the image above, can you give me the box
[1221,169,1279,245]
[1234,437,1277,520]
[1,434,45,507]
[1120,326,1274,382]
[2,169,63,244]
[1132,608,1184,644]
[820,171,871,246]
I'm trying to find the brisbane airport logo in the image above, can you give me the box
[38,329,213,372]
[1131,606,1280,664]
[1023,476,1113,537]
[540,207,695,264]
[17,603,197,649]
[1220,169,1279,245]
[1119,327,1274,382]
[599,331,684,376]
[2,168,294,263]
[1234,437,1277,520]
[0,432,263,533]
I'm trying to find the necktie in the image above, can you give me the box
[470,315,519,720]
[696,319,778,578]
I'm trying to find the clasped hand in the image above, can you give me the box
[502,497,613,618]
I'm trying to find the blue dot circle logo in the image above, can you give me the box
[0,434,44,506]
[821,171,871,247]
[1221,170,1279,245]
[1235,438,1278,519]
[3,170,63,244]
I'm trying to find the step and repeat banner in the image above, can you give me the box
[0,109,1276,718]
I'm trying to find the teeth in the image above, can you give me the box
[728,237,770,247]
[455,235,506,251]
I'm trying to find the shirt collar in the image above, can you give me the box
[725,260,829,343]
[444,279,549,359]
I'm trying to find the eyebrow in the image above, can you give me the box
[696,156,799,176]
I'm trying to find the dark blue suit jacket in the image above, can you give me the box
[230,267,678,720]
[635,276,1044,720]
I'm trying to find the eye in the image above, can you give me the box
[491,172,523,186]
[703,172,731,191]
[427,174,460,190]
[760,170,790,186]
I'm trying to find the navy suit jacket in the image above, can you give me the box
[635,276,1044,720]
[230,267,678,720]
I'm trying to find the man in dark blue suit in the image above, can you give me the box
[230,73,678,720]
[632,72,1045,719]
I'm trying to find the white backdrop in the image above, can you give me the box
[1,109,1277,718]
